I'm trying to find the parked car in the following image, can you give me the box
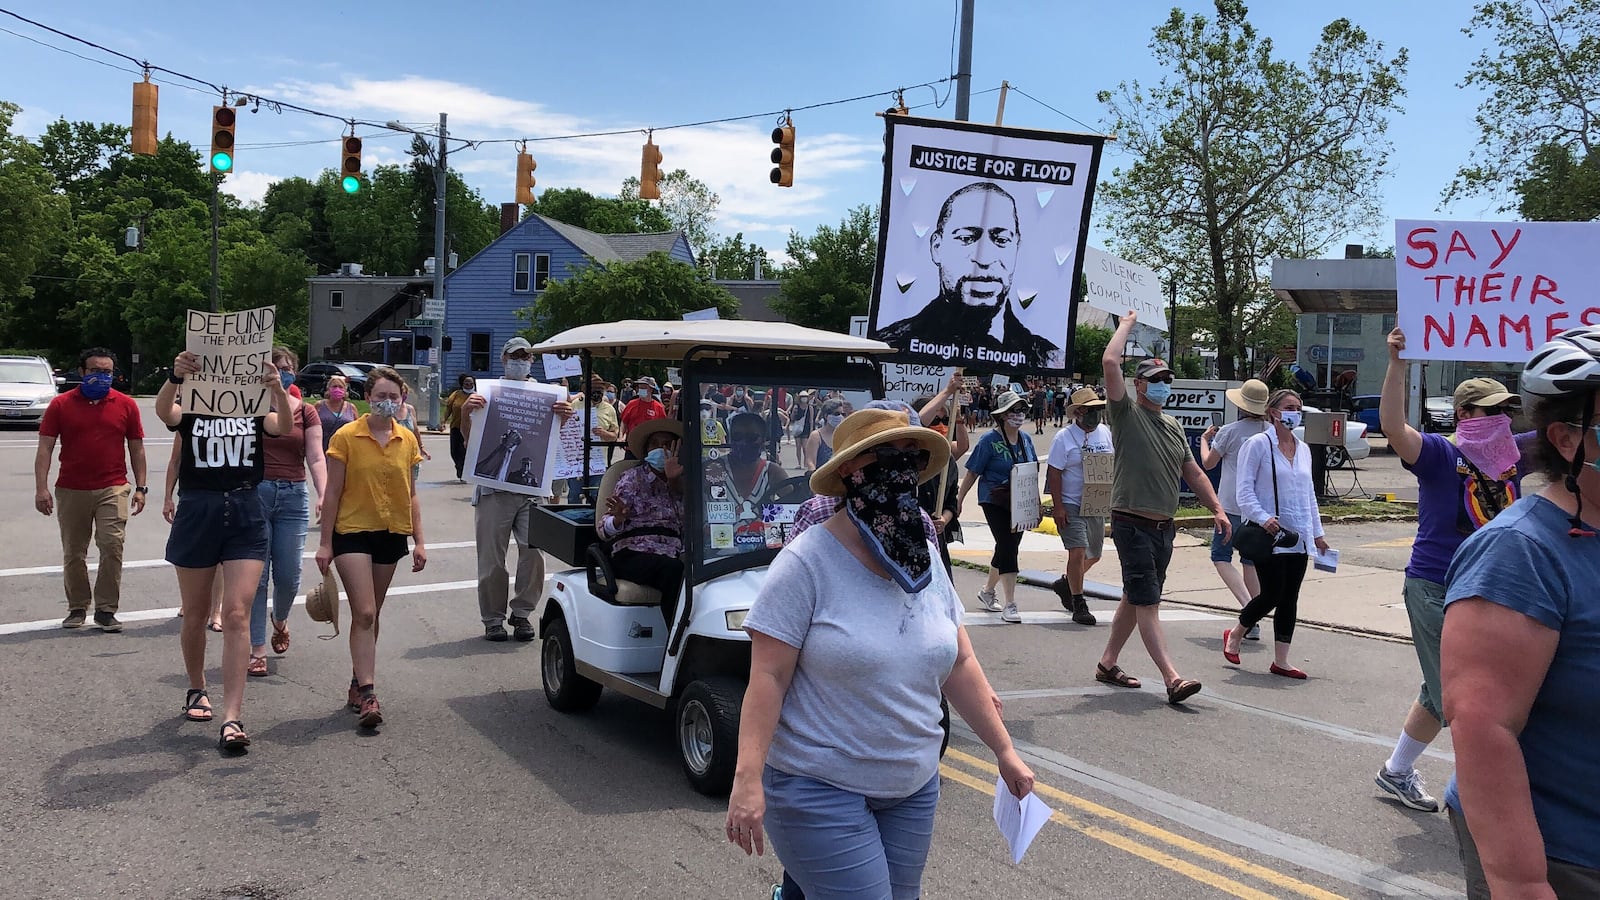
[1295,405,1371,469]
[0,356,62,426]
[295,362,368,399]
[1423,396,1456,433]
[1349,394,1382,436]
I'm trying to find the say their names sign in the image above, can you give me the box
[183,306,276,416]
[1396,220,1600,362]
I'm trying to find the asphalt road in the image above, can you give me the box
[0,407,1466,899]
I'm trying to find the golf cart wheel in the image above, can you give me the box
[541,617,602,712]
[1324,445,1350,469]
[939,694,951,759]
[677,677,745,796]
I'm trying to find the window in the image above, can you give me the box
[1381,313,1397,333]
[469,332,492,371]
[329,290,344,310]
[513,253,531,292]
[534,253,550,290]
[1313,314,1362,336]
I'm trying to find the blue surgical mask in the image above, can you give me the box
[826,414,845,428]
[604,390,616,402]
[370,399,401,419]
[644,447,669,472]
[279,370,295,389]
[79,371,112,401]
[1144,382,1172,406]
[1278,410,1303,429]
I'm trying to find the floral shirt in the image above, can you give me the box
[788,495,939,546]
[599,465,683,557]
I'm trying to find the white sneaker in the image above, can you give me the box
[1001,602,1022,623]
[977,589,1001,612]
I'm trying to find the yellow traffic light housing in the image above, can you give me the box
[131,78,158,156]
[770,120,795,187]
[516,151,537,205]
[340,135,363,193]
[640,135,663,200]
[209,105,236,173]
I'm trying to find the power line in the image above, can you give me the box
[1009,86,1100,134]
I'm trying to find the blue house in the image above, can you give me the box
[442,214,694,382]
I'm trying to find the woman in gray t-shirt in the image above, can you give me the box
[724,408,1034,898]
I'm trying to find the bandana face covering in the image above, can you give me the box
[1454,413,1519,478]
[842,449,932,593]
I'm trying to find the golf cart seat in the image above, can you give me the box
[588,460,664,607]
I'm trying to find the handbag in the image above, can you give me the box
[1233,438,1283,566]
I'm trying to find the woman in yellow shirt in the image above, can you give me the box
[444,373,475,481]
[316,366,427,730]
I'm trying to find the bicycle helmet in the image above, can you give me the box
[1523,326,1600,397]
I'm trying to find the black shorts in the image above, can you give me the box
[165,487,269,569]
[332,530,410,565]
[1110,514,1176,607]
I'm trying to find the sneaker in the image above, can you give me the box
[508,615,536,642]
[1048,576,1073,610]
[1245,625,1261,641]
[358,694,383,729]
[347,680,361,712]
[93,611,122,633]
[61,610,87,629]
[1375,767,1442,812]
[1001,602,1022,623]
[976,589,1002,612]
[1070,596,1097,626]
[484,622,509,642]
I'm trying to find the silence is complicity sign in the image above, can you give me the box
[1395,220,1600,363]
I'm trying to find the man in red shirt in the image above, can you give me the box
[35,347,149,632]
[620,376,667,453]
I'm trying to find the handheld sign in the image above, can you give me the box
[183,306,276,416]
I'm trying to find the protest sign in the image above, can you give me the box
[464,378,565,497]
[1082,247,1168,331]
[868,115,1104,376]
[1396,219,1600,363]
[542,353,583,380]
[1080,451,1114,517]
[182,306,275,416]
[849,315,954,404]
[1009,463,1040,533]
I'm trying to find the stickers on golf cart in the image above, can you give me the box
[710,525,735,549]
[760,503,798,524]
[764,524,788,548]
[706,501,738,524]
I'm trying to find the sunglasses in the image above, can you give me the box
[1144,374,1174,384]
[858,445,931,469]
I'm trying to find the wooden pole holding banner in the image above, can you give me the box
[994,81,1010,126]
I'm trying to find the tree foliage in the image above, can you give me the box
[1452,0,1600,204]
[533,186,672,234]
[701,232,774,280]
[526,252,738,342]
[621,169,720,255]
[1072,325,1114,382]
[1516,142,1600,219]
[1096,0,1407,379]
[772,205,879,333]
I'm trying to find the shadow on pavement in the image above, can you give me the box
[40,717,219,811]
[402,636,525,660]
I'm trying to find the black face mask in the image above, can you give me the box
[842,448,932,593]
[588,390,603,402]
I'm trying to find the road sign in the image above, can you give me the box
[405,318,439,328]
[423,299,446,319]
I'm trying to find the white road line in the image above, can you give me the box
[952,724,1459,899]
[963,608,1223,627]
[0,540,480,578]
[0,579,477,636]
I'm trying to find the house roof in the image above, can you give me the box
[538,216,626,263]
[604,231,685,262]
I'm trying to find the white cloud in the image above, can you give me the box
[220,170,278,206]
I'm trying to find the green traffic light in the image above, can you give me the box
[341,175,361,194]
[211,151,233,172]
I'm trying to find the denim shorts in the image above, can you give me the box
[1110,514,1175,607]
[165,487,269,569]
[1209,513,1254,565]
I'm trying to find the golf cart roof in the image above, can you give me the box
[531,320,897,360]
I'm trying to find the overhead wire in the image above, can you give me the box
[1009,86,1101,133]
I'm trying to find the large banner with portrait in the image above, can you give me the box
[463,378,566,498]
[868,115,1104,376]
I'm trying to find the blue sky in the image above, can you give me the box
[0,0,1505,264]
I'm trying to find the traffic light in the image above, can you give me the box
[131,79,158,156]
[770,122,795,187]
[340,135,363,193]
[640,136,663,200]
[209,105,236,173]
[515,151,537,205]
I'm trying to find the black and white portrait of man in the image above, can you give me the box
[877,182,1057,369]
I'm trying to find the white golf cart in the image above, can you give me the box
[527,320,920,795]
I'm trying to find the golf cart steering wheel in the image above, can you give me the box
[765,475,814,505]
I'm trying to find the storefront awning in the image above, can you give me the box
[1270,258,1396,315]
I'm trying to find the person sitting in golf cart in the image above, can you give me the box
[706,412,790,554]
[598,420,686,623]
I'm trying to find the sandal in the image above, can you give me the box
[1166,678,1203,705]
[183,688,213,722]
[247,655,269,677]
[219,720,251,752]
[1095,663,1141,689]
[207,620,223,633]
[270,620,290,655]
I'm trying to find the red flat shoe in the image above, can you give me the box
[1222,629,1241,665]
[1270,663,1308,679]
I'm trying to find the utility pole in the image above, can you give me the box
[994,80,1010,125]
[209,172,220,311]
[954,0,974,121]
[429,112,447,431]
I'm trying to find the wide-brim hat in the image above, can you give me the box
[627,418,682,460]
[991,390,1027,417]
[304,565,341,638]
[634,376,659,392]
[810,409,952,498]
[1065,386,1105,413]
[1226,379,1271,416]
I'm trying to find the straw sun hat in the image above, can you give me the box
[626,418,683,460]
[809,408,952,497]
[304,565,341,638]
[1225,379,1271,416]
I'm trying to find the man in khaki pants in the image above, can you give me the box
[34,348,148,631]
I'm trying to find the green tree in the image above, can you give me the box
[701,232,774,280]
[526,252,739,341]
[536,186,672,234]
[1452,0,1600,204]
[222,239,315,356]
[1096,0,1407,379]
[772,205,878,332]
[621,169,719,255]
[0,102,70,344]
[1515,142,1600,219]
[1072,325,1114,382]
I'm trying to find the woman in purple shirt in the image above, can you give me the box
[599,420,685,623]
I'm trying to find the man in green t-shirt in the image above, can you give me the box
[1093,311,1231,705]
